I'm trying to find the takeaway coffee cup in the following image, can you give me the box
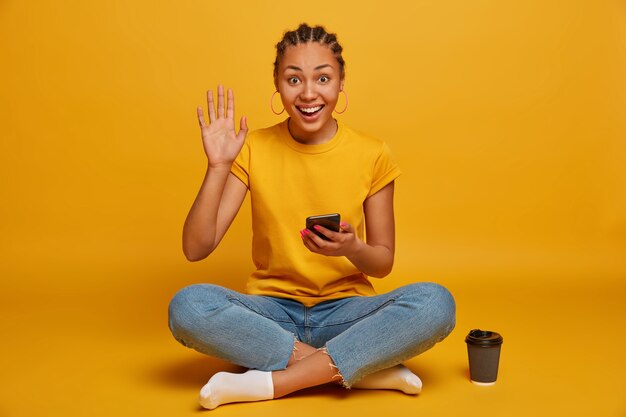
[465,329,503,385]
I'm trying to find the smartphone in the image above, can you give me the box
[306,213,341,241]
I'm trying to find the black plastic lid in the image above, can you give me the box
[465,329,503,346]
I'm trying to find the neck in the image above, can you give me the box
[287,118,338,145]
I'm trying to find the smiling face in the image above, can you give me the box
[275,42,344,144]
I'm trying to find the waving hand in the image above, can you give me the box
[197,85,248,168]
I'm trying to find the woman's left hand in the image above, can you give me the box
[300,222,363,257]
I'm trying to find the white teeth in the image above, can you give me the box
[299,106,322,114]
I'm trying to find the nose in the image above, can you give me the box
[299,81,317,101]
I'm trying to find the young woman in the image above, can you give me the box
[168,23,455,410]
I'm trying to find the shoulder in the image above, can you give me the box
[246,121,286,145]
[340,123,400,177]
[340,123,390,154]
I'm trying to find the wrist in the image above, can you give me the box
[207,161,233,171]
[345,237,366,260]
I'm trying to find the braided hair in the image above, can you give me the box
[273,23,345,80]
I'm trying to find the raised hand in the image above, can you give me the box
[197,85,248,168]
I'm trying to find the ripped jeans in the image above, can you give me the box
[168,282,455,387]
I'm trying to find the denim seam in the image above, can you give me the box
[183,299,233,321]
[226,295,293,324]
[309,298,397,327]
[304,306,312,344]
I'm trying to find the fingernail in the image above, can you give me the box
[303,229,311,235]
[340,222,347,227]
[313,225,321,230]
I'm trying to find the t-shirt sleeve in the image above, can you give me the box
[230,138,251,188]
[368,142,402,198]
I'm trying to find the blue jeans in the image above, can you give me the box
[168,282,455,386]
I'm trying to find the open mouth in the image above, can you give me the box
[297,105,324,116]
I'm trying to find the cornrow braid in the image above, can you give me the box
[273,23,345,79]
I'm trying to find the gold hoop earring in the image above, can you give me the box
[334,90,348,114]
[270,91,285,115]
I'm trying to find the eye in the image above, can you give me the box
[319,75,330,83]
[288,76,300,85]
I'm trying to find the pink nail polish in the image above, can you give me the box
[303,229,311,235]
[313,225,321,230]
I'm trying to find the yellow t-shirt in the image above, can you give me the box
[231,119,401,306]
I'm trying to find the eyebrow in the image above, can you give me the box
[284,64,333,72]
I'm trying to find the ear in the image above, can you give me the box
[340,79,345,91]
[274,77,279,91]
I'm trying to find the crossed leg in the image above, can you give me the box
[285,342,422,395]
[199,341,421,410]
[198,342,338,409]
[285,341,422,395]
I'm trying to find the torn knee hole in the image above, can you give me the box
[318,347,349,388]
[291,337,307,362]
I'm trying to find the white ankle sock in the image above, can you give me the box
[351,364,422,394]
[198,370,274,410]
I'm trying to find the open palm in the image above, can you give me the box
[197,85,248,167]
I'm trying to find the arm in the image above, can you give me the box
[182,86,249,261]
[300,181,396,278]
[183,170,247,261]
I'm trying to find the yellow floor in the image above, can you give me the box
[2,264,624,417]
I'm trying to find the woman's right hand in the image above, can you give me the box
[197,85,248,168]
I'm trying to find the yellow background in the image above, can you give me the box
[1,0,625,416]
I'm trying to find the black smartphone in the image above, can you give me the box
[306,213,341,241]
